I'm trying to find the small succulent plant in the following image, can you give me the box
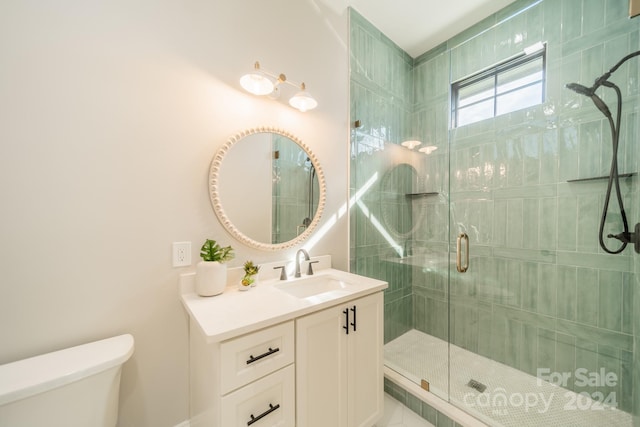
[243,260,260,276]
[241,260,260,286]
[199,239,234,263]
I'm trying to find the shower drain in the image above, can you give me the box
[467,379,487,393]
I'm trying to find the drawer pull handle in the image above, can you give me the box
[247,403,280,426]
[246,347,280,365]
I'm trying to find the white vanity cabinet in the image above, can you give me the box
[182,265,388,427]
[189,320,296,427]
[295,292,384,427]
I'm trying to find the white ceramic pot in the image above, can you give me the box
[239,274,255,291]
[195,261,227,296]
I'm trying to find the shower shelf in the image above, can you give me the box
[566,172,636,183]
[406,192,439,197]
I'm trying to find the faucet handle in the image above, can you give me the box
[307,260,319,275]
[273,266,288,281]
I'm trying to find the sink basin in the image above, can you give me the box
[274,275,351,299]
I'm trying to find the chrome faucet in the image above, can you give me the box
[273,265,288,281]
[294,248,310,278]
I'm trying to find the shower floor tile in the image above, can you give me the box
[385,329,632,427]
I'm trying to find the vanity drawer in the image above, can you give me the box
[220,321,294,394]
[221,364,295,427]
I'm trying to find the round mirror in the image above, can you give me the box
[209,127,326,250]
[380,163,423,238]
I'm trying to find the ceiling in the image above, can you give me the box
[320,0,517,58]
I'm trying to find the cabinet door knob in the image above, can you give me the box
[248,403,280,426]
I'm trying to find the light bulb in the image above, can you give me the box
[240,72,274,95]
[419,145,438,154]
[289,83,318,112]
[401,140,422,150]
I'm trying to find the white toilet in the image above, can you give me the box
[0,334,134,427]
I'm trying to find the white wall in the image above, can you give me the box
[0,1,349,426]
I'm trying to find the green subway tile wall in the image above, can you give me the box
[350,0,640,424]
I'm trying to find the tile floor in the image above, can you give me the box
[385,329,632,427]
[376,393,435,427]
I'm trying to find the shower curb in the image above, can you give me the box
[384,366,489,427]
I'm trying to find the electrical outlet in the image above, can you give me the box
[172,242,191,267]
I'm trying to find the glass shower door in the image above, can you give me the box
[381,149,452,403]
[348,7,454,407]
[446,122,515,424]
[447,111,636,427]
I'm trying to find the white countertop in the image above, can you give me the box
[180,259,388,343]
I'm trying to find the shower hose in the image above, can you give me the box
[568,50,640,254]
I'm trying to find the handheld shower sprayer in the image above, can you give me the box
[565,50,640,97]
[565,50,640,254]
[565,82,612,118]
[565,82,592,96]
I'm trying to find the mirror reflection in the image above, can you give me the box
[210,128,325,250]
[380,163,423,237]
[271,136,320,243]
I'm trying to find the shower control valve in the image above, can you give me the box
[607,223,640,254]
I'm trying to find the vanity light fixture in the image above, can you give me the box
[239,62,282,95]
[401,140,422,150]
[419,145,438,155]
[289,83,318,112]
[240,61,318,112]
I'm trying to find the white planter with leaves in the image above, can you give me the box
[196,238,234,297]
[196,261,227,296]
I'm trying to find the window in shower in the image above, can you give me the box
[451,43,546,127]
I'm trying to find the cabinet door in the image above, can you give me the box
[296,303,349,427]
[348,292,384,427]
[296,292,384,427]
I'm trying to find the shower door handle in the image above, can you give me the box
[456,233,469,273]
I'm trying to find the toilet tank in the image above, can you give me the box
[0,334,134,427]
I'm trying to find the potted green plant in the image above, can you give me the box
[240,260,261,290]
[195,239,234,296]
